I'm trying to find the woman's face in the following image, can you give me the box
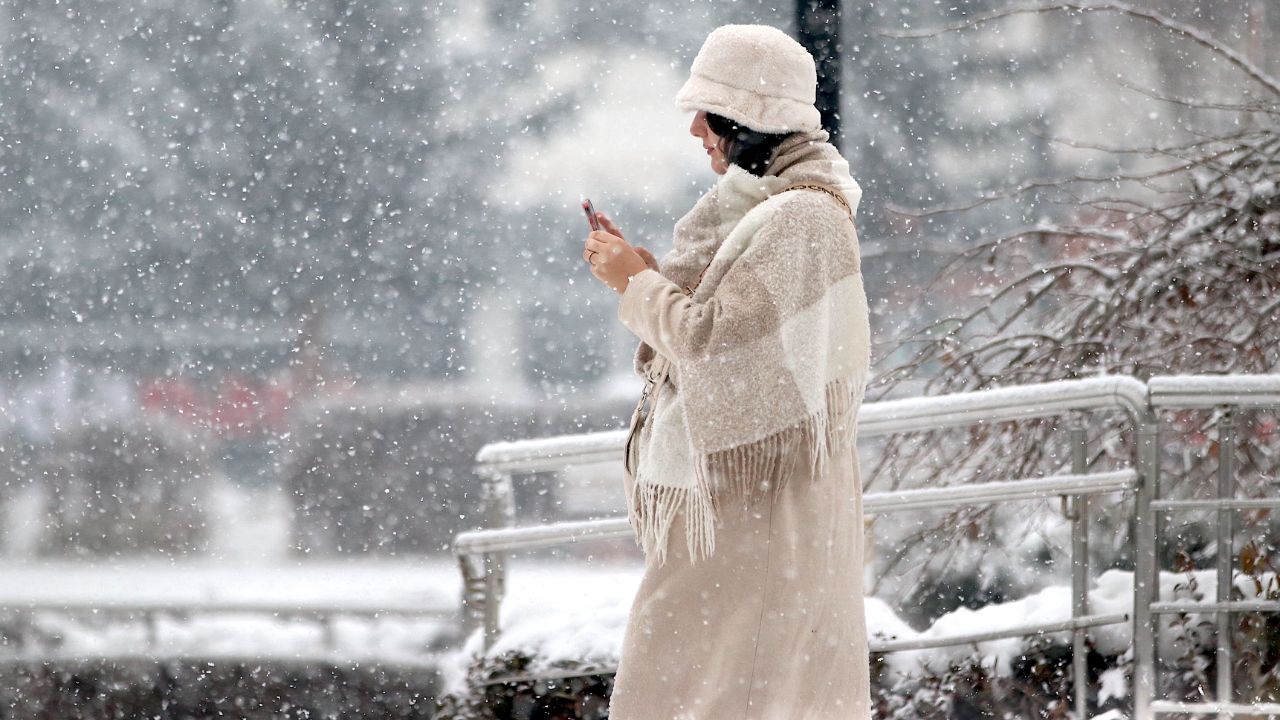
[689,110,729,175]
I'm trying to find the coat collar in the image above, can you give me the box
[711,127,862,233]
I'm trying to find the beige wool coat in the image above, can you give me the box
[607,134,872,719]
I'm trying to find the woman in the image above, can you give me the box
[582,24,872,720]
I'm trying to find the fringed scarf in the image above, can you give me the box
[622,128,871,565]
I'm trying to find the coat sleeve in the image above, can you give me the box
[617,269,710,363]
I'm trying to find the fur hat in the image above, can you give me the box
[675,24,822,135]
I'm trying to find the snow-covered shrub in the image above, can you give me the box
[435,638,1104,720]
[433,652,612,720]
[1159,553,1280,708]
[0,659,437,719]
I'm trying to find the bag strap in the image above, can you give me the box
[779,180,855,222]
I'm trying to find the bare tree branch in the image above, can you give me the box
[876,2,1280,98]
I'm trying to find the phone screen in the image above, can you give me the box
[582,198,601,231]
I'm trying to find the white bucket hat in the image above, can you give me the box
[675,24,822,135]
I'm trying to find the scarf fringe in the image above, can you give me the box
[627,375,864,566]
[627,467,718,568]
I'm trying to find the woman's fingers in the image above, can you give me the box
[598,213,623,237]
[584,231,619,265]
[582,231,646,295]
[584,231,623,255]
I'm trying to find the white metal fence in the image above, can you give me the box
[456,374,1280,720]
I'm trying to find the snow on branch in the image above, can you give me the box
[877,2,1280,100]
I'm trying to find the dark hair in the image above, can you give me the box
[704,112,791,176]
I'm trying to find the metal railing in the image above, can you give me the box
[456,374,1280,720]
[0,599,456,665]
[1142,376,1280,720]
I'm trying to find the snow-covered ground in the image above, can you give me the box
[0,556,464,664]
[0,557,635,667]
[0,557,462,613]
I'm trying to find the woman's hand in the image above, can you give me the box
[594,211,660,272]
[596,211,665,272]
[583,229,650,295]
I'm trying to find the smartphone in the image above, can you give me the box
[582,198,601,232]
